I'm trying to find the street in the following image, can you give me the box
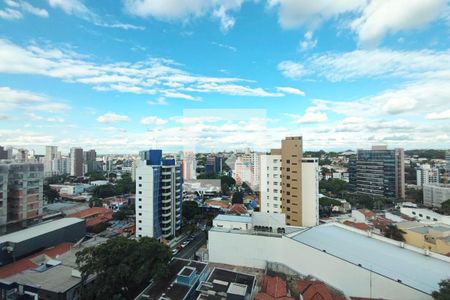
[174,231,207,259]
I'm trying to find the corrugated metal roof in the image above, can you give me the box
[0,218,84,244]
[291,223,450,294]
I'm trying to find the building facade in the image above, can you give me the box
[182,151,197,180]
[0,146,9,160]
[260,137,319,227]
[84,149,97,174]
[136,150,182,240]
[0,162,44,233]
[423,184,450,208]
[416,164,440,187]
[70,147,83,177]
[205,155,222,175]
[349,146,405,200]
[44,146,58,177]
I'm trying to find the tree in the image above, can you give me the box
[319,179,348,196]
[92,184,116,198]
[76,237,171,300]
[432,279,450,300]
[384,224,405,241]
[43,184,59,203]
[220,175,236,195]
[87,171,106,181]
[182,201,201,222]
[439,199,450,215]
[319,197,341,206]
[231,191,244,204]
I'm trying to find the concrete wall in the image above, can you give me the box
[208,229,432,300]
[136,164,155,238]
[301,159,319,227]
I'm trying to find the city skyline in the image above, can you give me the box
[1,0,450,153]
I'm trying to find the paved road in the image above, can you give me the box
[175,231,207,259]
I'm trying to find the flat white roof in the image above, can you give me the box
[0,218,85,244]
[214,214,252,223]
[291,223,450,294]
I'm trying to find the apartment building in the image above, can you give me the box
[416,164,440,186]
[260,137,319,227]
[84,149,97,174]
[349,145,405,200]
[423,184,450,208]
[182,151,197,180]
[70,147,83,177]
[136,150,182,240]
[0,162,44,233]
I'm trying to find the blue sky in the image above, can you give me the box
[0,0,449,154]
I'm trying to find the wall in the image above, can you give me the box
[403,228,450,256]
[136,164,155,238]
[301,160,319,227]
[208,229,432,300]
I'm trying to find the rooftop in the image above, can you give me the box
[136,258,208,300]
[196,267,256,300]
[0,218,85,244]
[214,214,252,223]
[290,223,450,294]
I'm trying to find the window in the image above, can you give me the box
[138,176,142,180]
[138,191,142,194]
[139,227,142,230]
[287,159,290,163]
[287,207,290,211]
[273,204,279,208]
[273,189,278,193]
[138,213,142,216]
[139,205,142,209]
[412,212,416,215]
[419,214,423,217]
[426,216,430,220]
[139,198,142,201]
[273,167,278,171]
[273,174,279,178]
[267,196,269,199]
[138,184,142,187]
[138,220,142,223]
[273,182,278,186]
[274,196,278,200]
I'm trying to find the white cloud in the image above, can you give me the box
[285,111,328,124]
[123,0,243,31]
[97,112,130,123]
[0,39,283,99]
[47,0,144,30]
[299,31,317,51]
[6,1,49,18]
[0,7,22,19]
[277,60,306,79]
[47,0,93,19]
[276,86,305,96]
[351,0,447,47]
[269,0,447,45]
[426,109,450,120]
[147,97,168,105]
[308,49,450,82]
[32,102,71,113]
[27,113,64,123]
[211,42,237,52]
[268,0,366,29]
[140,116,168,126]
[382,96,417,114]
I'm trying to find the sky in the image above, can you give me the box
[0,0,449,154]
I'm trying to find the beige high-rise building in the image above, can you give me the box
[260,136,319,227]
[281,137,303,226]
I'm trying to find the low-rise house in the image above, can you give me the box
[397,221,450,256]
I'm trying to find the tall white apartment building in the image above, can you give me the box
[260,137,319,227]
[423,184,450,208]
[417,164,440,186]
[260,152,282,213]
[233,152,262,190]
[136,150,182,240]
[182,151,197,180]
[44,146,58,177]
